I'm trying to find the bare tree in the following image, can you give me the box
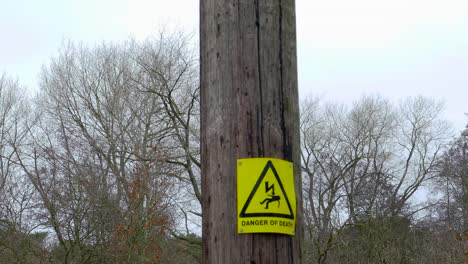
[130,33,202,233]
[0,74,28,194]
[429,131,468,262]
[0,74,45,263]
[13,39,183,262]
[300,95,451,263]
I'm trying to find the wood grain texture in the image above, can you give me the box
[200,0,303,263]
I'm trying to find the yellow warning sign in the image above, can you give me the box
[237,158,296,235]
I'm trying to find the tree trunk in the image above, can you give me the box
[200,0,303,263]
[463,140,468,262]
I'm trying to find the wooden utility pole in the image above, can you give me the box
[200,0,303,263]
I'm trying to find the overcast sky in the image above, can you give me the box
[1,0,467,132]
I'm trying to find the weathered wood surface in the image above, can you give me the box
[200,0,303,263]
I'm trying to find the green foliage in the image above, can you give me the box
[337,216,417,263]
[0,222,48,264]
[159,233,202,264]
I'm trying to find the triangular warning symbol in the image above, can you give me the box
[239,160,294,220]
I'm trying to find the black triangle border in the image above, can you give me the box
[239,160,294,220]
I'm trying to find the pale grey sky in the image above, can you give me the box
[1,0,467,132]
